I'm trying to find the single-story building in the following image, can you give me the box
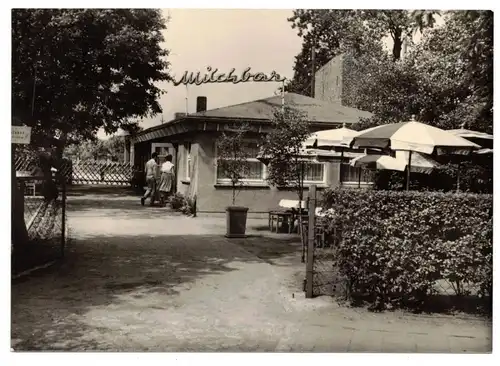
[125,92,373,216]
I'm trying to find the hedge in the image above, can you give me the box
[320,188,492,311]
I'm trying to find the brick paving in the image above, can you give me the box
[10,188,492,352]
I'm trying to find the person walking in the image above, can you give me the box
[141,152,159,206]
[158,154,175,206]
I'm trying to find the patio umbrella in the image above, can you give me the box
[350,151,438,174]
[447,128,493,147]
[351,119,480,190]
[303,125,366,184]
[304,126,359,149]
[475,148,493,155]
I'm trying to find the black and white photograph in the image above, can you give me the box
[6,2,495,358]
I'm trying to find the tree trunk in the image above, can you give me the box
[392,28,403,61]
[12,147,29,251]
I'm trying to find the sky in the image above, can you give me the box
[98,9,303,138]
[98,9,444,139]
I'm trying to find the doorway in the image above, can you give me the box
[151,142,177,193]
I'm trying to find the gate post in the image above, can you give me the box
[306,184,317,298]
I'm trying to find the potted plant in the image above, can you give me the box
[216,124,252,238]
[260,106,311,261]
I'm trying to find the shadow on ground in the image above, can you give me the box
[65,185,140,197]
[11,229,303,351]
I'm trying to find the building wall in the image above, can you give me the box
[131,127,370,215]
[193,133,344,215]
[314,54,344,104]
[314,53,364,109]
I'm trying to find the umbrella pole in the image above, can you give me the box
[456,161,461,193]
[406,150,413,191]
[358,167,361,188]
[340,149,344,185]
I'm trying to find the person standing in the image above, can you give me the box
[158,154,175,206]
[141,152,159,206]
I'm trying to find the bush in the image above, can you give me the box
[320,188,492,311]
[180,195,196,216]
[169,192,185,210]
[168,192,196,216]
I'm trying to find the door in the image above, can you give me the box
[151,143,175,162]
[151,142,177,192]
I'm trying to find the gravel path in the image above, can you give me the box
[11,188,493,352]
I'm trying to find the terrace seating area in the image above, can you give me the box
[268,199,332,246]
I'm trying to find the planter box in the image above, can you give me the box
[225,206,249,238]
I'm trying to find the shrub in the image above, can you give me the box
[320,188,492,310]
[169,192,186,210]
[168,192,196,216]
[180,195,196,216]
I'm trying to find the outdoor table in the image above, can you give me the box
[268,211,294,233]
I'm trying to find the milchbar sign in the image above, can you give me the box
[173,67,286,86]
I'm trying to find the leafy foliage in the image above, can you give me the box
[346,10,493,134]
[169,192,186,210]
[289,10,492,135]
[215,124,253,205]
[286,10,438,95]
[64,135,126,162]
[12,9,171,151]
[167,192,196,216]
[321,188,493,311]
[372,156,493,194]
[260,106,310,200]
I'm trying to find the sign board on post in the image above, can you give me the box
[12,126,32,144]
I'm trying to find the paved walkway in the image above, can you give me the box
[11,188,492,352]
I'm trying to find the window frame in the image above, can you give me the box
[302,162,327,185]
[215,140,267,184]
[340,162,373,184]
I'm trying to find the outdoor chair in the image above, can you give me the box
[268,210,295,233]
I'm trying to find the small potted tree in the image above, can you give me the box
[260,106,311,261]
[216,124,252,238]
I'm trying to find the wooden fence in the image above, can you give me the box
[15,156,134,186]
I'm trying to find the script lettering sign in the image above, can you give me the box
[173,67,286,86]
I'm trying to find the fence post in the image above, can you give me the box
[306,184,317,298]
[61,179,66,258]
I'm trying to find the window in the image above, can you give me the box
[341,163,373,183]
[151,143,173,162]
[216,141,266,183]
[303,163,326,183]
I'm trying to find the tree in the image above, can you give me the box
[287,10,386,95]
[12,9,171,250]
[413,10,493,133]
[348,10,493,134]
[12,9,171,154]
[65,135,127,162]
[215,125,253,206]
[260,106,311,261]
[286,10,439,95]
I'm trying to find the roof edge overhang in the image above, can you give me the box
[131,115,350,144]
